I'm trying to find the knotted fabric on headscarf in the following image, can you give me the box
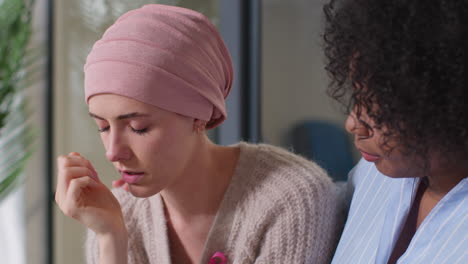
[84,4,233,129]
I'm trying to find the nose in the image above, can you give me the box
[105,131,132,162]
[345,113,371,139]
[345,114,356,134]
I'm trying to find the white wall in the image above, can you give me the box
[24,1,49,262]
[261,0,346,147]
[53,1,110,263]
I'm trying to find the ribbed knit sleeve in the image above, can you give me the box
[85,227,98,264]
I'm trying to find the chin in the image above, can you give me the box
[375,163,400,178]
[128,185,162,198]
[375,167,400,178]
[374,161,420,179]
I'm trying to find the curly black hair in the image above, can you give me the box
[323,0,468,162]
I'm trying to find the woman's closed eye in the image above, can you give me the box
[97,124,149,135]
[98,126,110,133]
[131,127,149,135]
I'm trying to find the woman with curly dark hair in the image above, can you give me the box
[323,0,468,263]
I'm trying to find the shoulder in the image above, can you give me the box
[236,142,340,213]
[239,142,335,191]
[224,143,344,263]
[240,142,329,174]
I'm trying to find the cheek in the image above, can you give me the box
[138,130,190,161]
[156,129,195,166]
[99,134,109,150]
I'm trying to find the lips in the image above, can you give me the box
[119,170,145,184]
[358,149,381,162]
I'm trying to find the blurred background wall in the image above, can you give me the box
[262,0,344,146]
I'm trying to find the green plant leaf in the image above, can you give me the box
[0,0,36,203]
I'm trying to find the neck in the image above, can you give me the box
[160,138,240,221]
[425,161,467,200]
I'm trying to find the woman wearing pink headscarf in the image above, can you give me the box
[55,4,342,264]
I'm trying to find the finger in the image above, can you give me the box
[62,154,99,181]
[112,179,126,188]
[56,166,96,201]
[56,154,97,204]
[112,180,129,192]
[63,176,98,219]
[72,154,100,182]
[56,155,73,202]
[58,154,90,169]
[68,176,99,203]
[82,157,100,182]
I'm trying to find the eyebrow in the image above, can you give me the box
[88,112,150,121]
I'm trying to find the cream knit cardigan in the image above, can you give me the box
[85,143,343,263]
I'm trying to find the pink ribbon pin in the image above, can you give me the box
[209,252,227,264]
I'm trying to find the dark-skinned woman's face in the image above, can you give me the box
[345,106,424,179]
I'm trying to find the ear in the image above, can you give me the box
[193,119,207,133]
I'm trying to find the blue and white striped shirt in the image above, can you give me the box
[332,159,468,264]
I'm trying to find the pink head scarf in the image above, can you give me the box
[84,4,234,129]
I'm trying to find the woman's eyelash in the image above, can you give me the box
[131,127,148,135]
[97,126,149,135]
[98,126,110,133]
